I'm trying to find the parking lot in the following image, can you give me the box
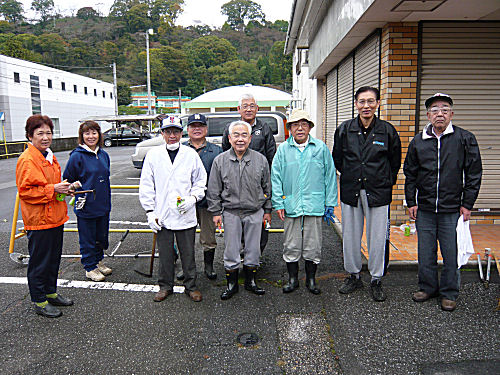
[0,146,498,374]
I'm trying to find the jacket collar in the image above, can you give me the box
[79,144,99,155]
[229,147,251,161]
[349,116,384,133]
[286,134,319,147]
[422,122,454,140]
[28,143,54,164]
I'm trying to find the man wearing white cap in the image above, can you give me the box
[139,116,207,303]
[271,109,338,295]
[404,93,482,312]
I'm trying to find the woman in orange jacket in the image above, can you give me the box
[16,115,74,318]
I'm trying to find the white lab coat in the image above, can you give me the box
[139,145,207,230]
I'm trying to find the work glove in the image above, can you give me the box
[147,212,161,233]
[323,206,336,226]
[178,196,196,214]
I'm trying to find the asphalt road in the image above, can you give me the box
[0,146,498,374]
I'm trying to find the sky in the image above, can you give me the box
[18,0,294,27]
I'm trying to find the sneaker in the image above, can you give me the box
[370,280,386,302]
[339,274,363,294]
[86,268,105,281]
[97,261,112,276]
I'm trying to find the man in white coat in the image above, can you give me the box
[139,116,207,302]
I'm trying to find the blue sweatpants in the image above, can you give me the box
[77,214,109,272]
[27,225,64,303]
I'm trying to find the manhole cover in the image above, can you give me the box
[237,332,259,346]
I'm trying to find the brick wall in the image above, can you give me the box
[379,22,418,225]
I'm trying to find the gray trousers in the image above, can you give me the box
[223,208,263,270]
[157,226,197,292]
[341,190,388,279]
[283,216,322,264]
[196,206,216,251]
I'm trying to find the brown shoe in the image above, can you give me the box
[441,298,457,312]
[153,289,172,302]
[412,290,437,302]
[187,290,202,302]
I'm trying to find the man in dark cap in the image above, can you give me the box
[404,93,482,312]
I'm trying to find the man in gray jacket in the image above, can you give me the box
[207,120,272,300]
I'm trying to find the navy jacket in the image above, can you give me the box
[332,116,402,207]
[63,146,111,218]
[183,140,222,208]
[404,124,482,213]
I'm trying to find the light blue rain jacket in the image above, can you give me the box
[271,135,338,217]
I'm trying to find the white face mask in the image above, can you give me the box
[166,142,180,151]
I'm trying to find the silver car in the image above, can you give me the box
[131,111,287,169]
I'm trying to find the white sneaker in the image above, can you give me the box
[97,261,112,276]
[86,268,105,281]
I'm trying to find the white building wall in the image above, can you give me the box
[292,50,320,139]
[0,54,115,141]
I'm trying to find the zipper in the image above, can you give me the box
[435,137,440,213]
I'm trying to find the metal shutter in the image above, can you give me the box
[337,55,354,125]
[420,21,500,210]
[325,67,338,150]
[354,32,380,92]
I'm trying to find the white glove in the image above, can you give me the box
[147,212,161,233]
[178,196,196,214]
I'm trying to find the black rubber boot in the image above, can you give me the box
[305,260,321,295]
[203,249,217,280]
[220,269,239,300]
[283,262,299,293]
[243,266,265,295]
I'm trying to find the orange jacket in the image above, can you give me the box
[16,144,68,230]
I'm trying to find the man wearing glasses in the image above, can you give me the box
[404,93,482,312]
[207,120,272,300]
[332,86,401,302]
[222,93,276,255]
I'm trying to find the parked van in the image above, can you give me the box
[131,111,287,169]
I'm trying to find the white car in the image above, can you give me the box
[131,111,287,169]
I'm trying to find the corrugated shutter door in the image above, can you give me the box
[325,67,337,150]
[354,32,380,91]
[337,55,354,125]
[420,21,500,210]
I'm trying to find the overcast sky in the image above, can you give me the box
[18,0,294,27]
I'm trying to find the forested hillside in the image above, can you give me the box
[0,0,292,108]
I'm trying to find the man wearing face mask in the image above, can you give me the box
[139,116,207,303]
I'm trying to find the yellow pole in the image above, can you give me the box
[8,193,20,254]
[2,124,7,159]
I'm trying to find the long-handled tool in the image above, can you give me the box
[73,189,96,199]
[484,248,492,289]
[106,229,129,257]
[134,232,157,277]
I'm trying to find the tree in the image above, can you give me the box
[207,59,262,89]
[76,7,99,20]
[31,0,55,23]
[109,0,136,18]
[270,20,288,32]
[0,0,24,22]
[34,33,69,64]
[0,36,40,61]
[98,41,120,65]
[221,0,265,31]
[185,35,237,69]
[119,105,146,115]
[150,0,184,29]
[117,82,131,105]
[125,3,151,33]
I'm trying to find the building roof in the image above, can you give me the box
[184,84,291,108]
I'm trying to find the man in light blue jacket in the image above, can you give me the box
[271,109,338,295]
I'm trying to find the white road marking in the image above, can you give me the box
[0,277,185,294]
[111,193,139,196]
[126,177,140,180]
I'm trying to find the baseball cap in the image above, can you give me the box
[160,116,182,131]
[425,93,453,109]
[187,113,207,126]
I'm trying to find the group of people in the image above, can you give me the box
[15,86,481,318]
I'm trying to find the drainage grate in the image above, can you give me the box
[237,332,259,346]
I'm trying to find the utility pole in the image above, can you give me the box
[146,29,154,116]
[178,88,182,115]
[112,62,118,116]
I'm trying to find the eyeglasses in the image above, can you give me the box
[290,121,310,129]
[240,104,257,110]
[356,99,377,106]
[429,107,452,115]
[163,129,181,135]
